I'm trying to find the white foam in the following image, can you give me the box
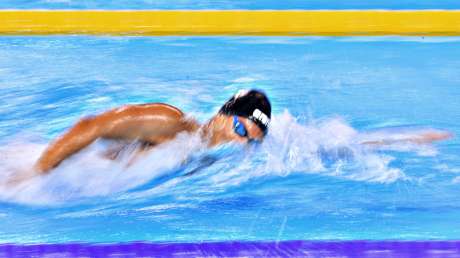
[435,164,460,174]
[452,177,460,184]
[206,111,407,186]
[43,0,71,3]
[230,37,316,45]
[136,203,195,212]
[0,111,446,205]
[338,36,460,43]
[232,76,262,83]
[0,131,205,205]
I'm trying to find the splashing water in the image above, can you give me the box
[0,111,446,205]
[0,36,459,242]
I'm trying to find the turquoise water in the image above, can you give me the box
[0,36,459,243]
[1,0,460,9]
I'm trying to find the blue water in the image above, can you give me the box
[1,0,460,10]
[0,36,459,243]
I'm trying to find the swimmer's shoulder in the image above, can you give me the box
[109,103,185,118]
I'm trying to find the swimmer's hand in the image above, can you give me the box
[4,169,39,187]
[361,130,453,146]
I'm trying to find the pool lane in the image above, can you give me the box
[1,10,460,36]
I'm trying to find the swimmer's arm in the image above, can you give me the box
[361,130,453,146]
[34,115,108,173]
[34,104,199,173]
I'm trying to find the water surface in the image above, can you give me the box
[0,36,459,243]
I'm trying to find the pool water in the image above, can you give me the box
[0,36,459,243]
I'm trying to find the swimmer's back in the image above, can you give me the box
[99,103,197,143]
[35,103,198,173]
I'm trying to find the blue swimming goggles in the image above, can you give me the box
[233,116,260,143]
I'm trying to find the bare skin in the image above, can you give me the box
[32,103,451,176]
[34,103,264,174]
[360,131,453,145]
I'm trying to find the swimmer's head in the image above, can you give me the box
[205,89,271,146]
[218,89,271,135]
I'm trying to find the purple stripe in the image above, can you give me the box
[1,241,460,257]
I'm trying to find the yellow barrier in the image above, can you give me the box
[1,10,460,36]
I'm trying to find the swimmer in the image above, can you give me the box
[34,89,271,174]
[30,89,452,176]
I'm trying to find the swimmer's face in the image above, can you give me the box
[225,115,265,144]
[207,114,266,146]
[214,89,271,145]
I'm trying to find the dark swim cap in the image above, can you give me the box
[218,89,271,134]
